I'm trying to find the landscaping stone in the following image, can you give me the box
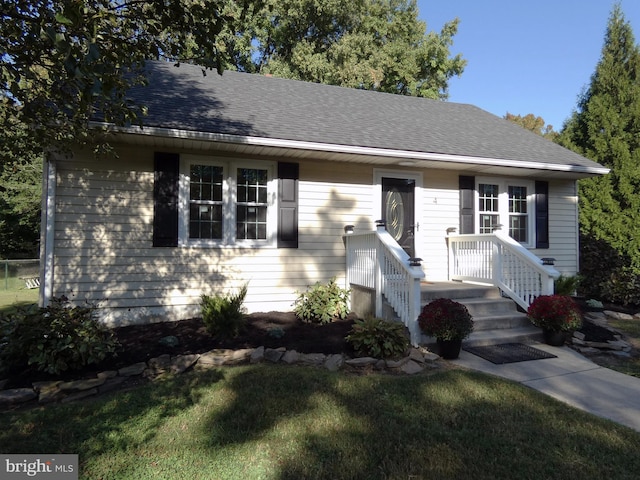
[264,348,285,363]
[345,357,378,366]
[170,354,200,374]
[59,377,105,392]
[98,371,118,380]
[148,354,172,371]
[400,360,424,375]
[604,310,634,321]
[118,362,148,377]
[1,342,449,410]
[573,331,586,341]
[386,356,410,369]
[298,353,326,366]
[250,346,265,363]
[282,350,300,364]
[0,388,37,405]
[324,354,344,372]
[420,351,439,362]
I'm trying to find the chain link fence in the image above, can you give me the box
[1,259,40,291]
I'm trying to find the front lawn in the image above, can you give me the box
[2,365,639,479]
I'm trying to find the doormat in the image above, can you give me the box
[463,343,557,365]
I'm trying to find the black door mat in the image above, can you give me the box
[463,343,557,365]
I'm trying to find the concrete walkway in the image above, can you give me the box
[452,343,640,432]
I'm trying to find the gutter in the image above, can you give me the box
[91,122,611,177]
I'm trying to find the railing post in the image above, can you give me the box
[408,260,423,346]
[375,220,386,317]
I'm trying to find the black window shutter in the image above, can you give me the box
[535,180,549,249]
[278,162,299,248]
[153,152,180,247]
[459,175,475,234]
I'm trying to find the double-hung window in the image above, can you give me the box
[476,178,534,246]
[180,155,276,246]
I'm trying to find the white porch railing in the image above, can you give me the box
[344,225,425,346]
[447,231,560,310]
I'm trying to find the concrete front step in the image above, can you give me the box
[420,282,500,303]
[421,326,543,350]
[416,281,537,347]
[473,313,532,331]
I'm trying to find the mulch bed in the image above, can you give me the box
[3,312,357,389]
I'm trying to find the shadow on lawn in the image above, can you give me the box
[2,366,640,479]
[201,367,640,479]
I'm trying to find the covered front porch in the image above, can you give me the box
[344,224,560,346]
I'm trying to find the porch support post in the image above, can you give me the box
[408,271,422,346]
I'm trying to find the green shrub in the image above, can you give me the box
[293,278,350,324]
[600,266,640,306]
[346,317,410,359]
[0,296,119,375]
[554,274,580,296]
[201,284,248,338]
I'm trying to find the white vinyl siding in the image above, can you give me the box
[50,145,580,326]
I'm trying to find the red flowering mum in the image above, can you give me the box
[527,295,582,332]
[418,298,474,341]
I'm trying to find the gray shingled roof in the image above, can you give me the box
[128,61,603,172]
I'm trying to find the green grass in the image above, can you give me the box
[0,287,38,315]
[2,366,640,479]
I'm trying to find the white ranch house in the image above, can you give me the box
[39,61,608,344]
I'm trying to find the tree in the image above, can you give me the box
[229,0,466,99]
[0,0,254,155]
[557,4,640,304]
[0,1,255,258]
[504,112,558,141]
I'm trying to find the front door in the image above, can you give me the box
[382,177,416,258]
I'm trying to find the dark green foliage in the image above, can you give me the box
[231,0,466,99]
[0,296,119,375]
[558,5,640,303]
[200,285,248,338]
[554,274,580,296]
[346,317,410,359]
[293,278,350,324]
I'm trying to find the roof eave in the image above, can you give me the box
[92,122,611,177]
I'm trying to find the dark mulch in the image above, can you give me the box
[4,312,356,389]
[577,320,618,343]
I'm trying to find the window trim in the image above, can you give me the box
[179,154,277,248]
[475,177,535,247]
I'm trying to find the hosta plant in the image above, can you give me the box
[346,317,410,359]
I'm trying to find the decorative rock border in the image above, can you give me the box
[569,310,638,356]
[0,346,443,409]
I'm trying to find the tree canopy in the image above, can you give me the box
[504,112,558,141]
[229,0,466,99]
[558,4,640,304]
[0,0,253,155]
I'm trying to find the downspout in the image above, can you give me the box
[39,154,56,307]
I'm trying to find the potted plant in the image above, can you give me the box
[527,294,582,346]
[418,298,474,359]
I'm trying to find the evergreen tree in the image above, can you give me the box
[558,4,640,304]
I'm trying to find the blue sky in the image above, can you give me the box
[418,0,640,131]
